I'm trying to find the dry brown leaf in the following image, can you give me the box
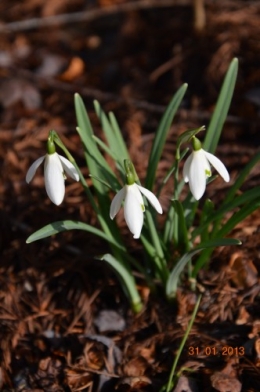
[94,310,126,332]
[60,57,85,81]
[229,252,258,289]
[236,305,251,325]
[116,376,152,390]
[122,356,149,377]
[0,79,41,109]
[210,360,242,392]
[173,375,198,392]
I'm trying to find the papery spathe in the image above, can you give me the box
[26,152,79,205]
[183,148,230,200]
[110,183,163,239]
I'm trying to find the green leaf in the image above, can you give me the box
[109,111,130,159]
[225,152,260,204]
[92,134,122,164]
[74,94,119,191]
[203,58,238,153]
[100,254,142,313]
[216,201,260,238]
[145,84,188,190]
[94,100,128,164]
[163,200,189,252]
[74,94,125,255]
[166,238,241,298]
[193,237,242,277]
[199,199,215,242]
[166,248,202,299]
[191,187,260,240]
[26,220,125,251]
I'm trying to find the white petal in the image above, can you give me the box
[188,150,207,200]
[110,186,126,219]
[137,185,163,214]
[26,156,45,183]
[124,185,144,239]
[183,154,193,183]
[59,155,79,181]
[204,151,230,182]
[44,153,65,205]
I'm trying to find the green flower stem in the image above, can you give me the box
[145,210,168,284]
[165,294,202,392]
[163,157,180,245]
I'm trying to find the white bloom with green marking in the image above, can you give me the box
[110,160,162,239]
[26,137,79,205]
[183,137,230,200]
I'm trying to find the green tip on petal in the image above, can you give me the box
[124,159,136,185]
[192,136,202,151]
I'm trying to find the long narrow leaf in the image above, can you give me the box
[100,254,142,313]
[94,100,124,161]
[191,187,260,240]
[203,58,238,153]
[74,94,119,190]
[145,84,188,190]
[225,152,260,204]
[166,248,202,299]
[26,220,125,251]
[166,238,241,298]
[109,111,130,159]
[193,234,244,277]
[216,201,260,238]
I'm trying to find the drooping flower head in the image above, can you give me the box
[26,133,79,205]
[183,136,230,200]
[110,160,163,239]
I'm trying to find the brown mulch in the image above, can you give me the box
[1,1,260,391]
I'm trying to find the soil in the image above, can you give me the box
[1,1,260,391]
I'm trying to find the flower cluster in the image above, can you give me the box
[26,134,229,237]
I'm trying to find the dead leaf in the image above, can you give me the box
[60,57,85,81]
[36,53,67,77]
[173,375,198,392]
[236,305,251,325]
[94,310,126,332]
[0,79,41,109]
[122,356,149,377]
[210,360,242,392]
[229,252,258,289]
[116,376,152,390]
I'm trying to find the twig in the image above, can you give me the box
[0,0,190,33]
[4,66,254,126]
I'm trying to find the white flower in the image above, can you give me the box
[110,183,163,239]
[26,152,79,205]
[183,148,230,200]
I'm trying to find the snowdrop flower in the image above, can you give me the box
[110,160,163,239]
[26,136,79,205]
[183,136,230,200]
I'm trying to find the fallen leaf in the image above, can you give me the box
[229,252,258,289]
[210,360,242,392]
[0,78,41,109]
[60,57,85,81]
[173,375,198,392]
[94,310,126,332]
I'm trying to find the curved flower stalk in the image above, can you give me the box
[183,136,230,200]
[26,135,79,205]
[110,160,163,239]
